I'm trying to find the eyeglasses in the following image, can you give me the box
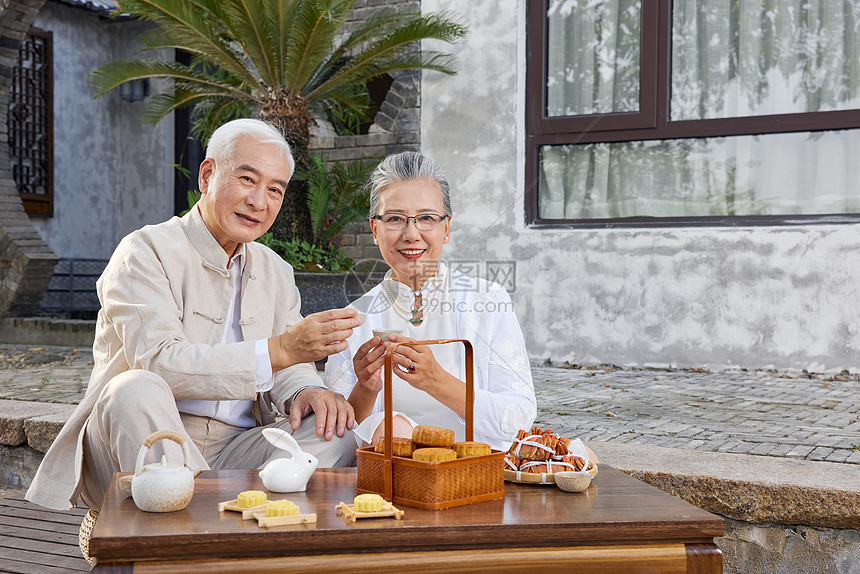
[372,213,449,231]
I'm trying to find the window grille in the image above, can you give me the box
[11,27,53,217]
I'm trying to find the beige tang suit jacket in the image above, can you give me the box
[26,207,322,510]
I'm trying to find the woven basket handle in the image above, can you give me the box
[382,339,474,501]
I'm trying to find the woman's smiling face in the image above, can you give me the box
[370,178,451,287]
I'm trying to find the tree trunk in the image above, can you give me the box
[270,181,312,243]
[261,92,315,243]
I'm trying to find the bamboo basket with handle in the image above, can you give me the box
[355,339,505,510]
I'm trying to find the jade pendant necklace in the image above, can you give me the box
[386,274,441,326]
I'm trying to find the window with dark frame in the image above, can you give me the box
[10,27,53,217]
[526,0,860,228]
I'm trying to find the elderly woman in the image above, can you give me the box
[325,151,536,451]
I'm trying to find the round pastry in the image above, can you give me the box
[452,441,491,458]
[236,490,266,508]
[373,436,417,457]
[266,499,299,517]
[412,447,457,462]
[354,493,385,512]
[412,425,455,448]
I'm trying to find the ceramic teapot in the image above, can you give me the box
[130,430,196,512]
[258,428,318,492]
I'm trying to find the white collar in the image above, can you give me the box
[200,221,246,273]
[385,261,447,299]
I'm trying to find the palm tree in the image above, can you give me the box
[89,0,467,241]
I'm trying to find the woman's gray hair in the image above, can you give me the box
[205,118,295,177]
[368,151,452,218]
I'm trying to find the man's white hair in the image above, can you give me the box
[205,118,295,178]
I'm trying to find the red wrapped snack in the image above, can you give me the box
[506,427,588,469]
[519,458,576,474]
[504,455,521,471]
[558,454,587,471]
[507,432,557,461]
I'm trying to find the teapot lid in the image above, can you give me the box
[134,431,194,477]
[141,454,185,472]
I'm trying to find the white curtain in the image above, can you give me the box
[540,0,860,220]
[546,0,641,116]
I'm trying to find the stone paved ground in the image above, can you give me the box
[533,362,860,465]
[0,344,92,404]
[2,344,859,465]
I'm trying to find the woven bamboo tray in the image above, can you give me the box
[504,460,598,485]
[355,339,505,510]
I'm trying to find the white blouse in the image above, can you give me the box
[325,263,536,451]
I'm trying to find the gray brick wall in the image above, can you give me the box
[0,0,58,319]
[310,0,420,272]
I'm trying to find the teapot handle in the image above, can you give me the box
[133,430,193,476]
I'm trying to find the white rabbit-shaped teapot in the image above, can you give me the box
[258,428,318,492]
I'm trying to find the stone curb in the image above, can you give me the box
[0,317,95,347]
[24,410,71,453]
[592,441,860,530]
[0,399,74,448]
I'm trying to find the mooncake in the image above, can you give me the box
[412,447,457,462]
[236,490,266,507]
[452,441,491,458]
[354,493,385,512]
[412,425,455,448]
[266,499,298,517]
[373,436,416,457]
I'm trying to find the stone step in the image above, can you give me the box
[592,440,860,529]
[0,317,95,347]
[0,399,75,490]
[0,399,74,451]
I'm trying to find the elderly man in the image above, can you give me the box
[26,119,359,526]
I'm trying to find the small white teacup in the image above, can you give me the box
[372,328,402,342]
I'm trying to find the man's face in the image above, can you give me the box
[197,137,290,256]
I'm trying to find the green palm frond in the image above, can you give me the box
[135,27,175,52]
[284,0,354,92]
[219,0,279,86]
[301,11,465,99]
[116,0,260,86]
[321,160,373,242]
[336,10,403,50]
[304,154,331,240]
[88,58,249,98]
[190,98,255,144]
[97,0,466,141]
[141,88,248,125]
[305,11,467,101]
[301,154,376,246]
[295,11,396,94]
[319,83,373,135]
[261,0,297,83]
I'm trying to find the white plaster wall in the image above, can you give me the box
[421,0,860,373]
[30,2,173,260]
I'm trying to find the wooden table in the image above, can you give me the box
[90,466,723,573]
